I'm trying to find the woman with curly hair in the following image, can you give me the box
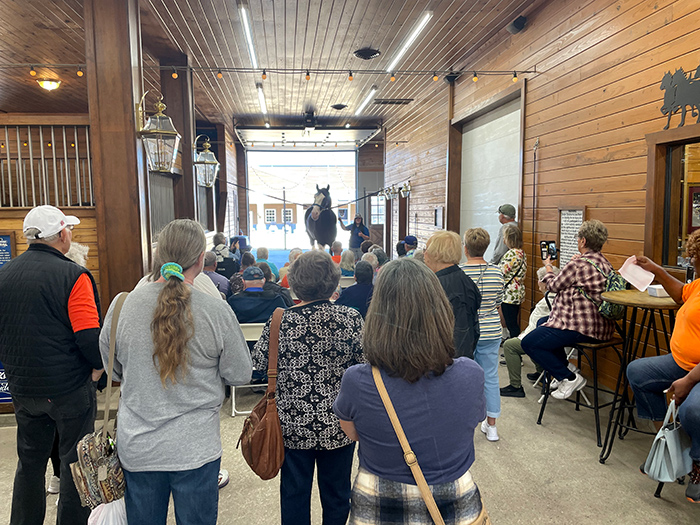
[629,229,700,503]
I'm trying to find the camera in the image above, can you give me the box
[540,240,558,260]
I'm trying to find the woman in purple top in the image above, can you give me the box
[334,258,488,523]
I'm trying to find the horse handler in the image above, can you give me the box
[339,214,370,261]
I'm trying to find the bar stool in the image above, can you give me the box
[537,336,624,447]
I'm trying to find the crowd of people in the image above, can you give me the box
[0,203,698,525]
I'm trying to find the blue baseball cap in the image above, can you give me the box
[242,266,264,281]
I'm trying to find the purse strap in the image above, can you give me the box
[101,292,129,439]
[265,308,285,398]
[371,366,445,525]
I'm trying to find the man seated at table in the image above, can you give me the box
[334,261,374,318]
[521,220,616,400]
[227,266,286,324]
[628,233,700,504]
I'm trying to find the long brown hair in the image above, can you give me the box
[151,219,205,386]
[363,258,455,382]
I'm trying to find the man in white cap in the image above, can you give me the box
[491,203,518,265]
[0,205,103,525]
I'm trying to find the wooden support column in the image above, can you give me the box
[445,81,462,233]
[161,53,197,220]
[84,0,149,305]
[236,143,249,235]
[215,124,228,233]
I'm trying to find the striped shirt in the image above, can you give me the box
[460,263,504,341]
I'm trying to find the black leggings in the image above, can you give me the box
[501,302,521,339]
[50,431,60,477]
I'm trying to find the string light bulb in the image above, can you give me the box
[216,69,223,79]
[47,142,52,147]
[472,71,478,82]
[512,71,518,83]
[433,72,439,81]
[76,67,84,77]
[171,67,178,79]
[23,142,27,147]
[262,69,267,80]
[305,70,310,81]
[390,73,396,82]
[29,66,36,77]
[348,70,353,81]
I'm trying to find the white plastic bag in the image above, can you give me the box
[88,498,127,525]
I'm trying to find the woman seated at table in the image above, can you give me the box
[628,233,700,503]
[521,219,616,400]
[334,257,488,522]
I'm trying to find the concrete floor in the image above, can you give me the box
[0,363,697,524]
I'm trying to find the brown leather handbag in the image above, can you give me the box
[237,308,285,480]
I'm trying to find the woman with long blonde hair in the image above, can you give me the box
[100,219,252,524]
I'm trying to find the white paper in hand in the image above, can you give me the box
[619,255,654,291]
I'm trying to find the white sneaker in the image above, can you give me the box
[550,378,559,390]
[551,373,587,400]
[480,420,499,442]
[47,475,60,494]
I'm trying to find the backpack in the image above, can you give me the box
[578,258,627,320]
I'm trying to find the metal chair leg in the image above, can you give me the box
[537,373,550,425]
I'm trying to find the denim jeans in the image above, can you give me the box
[123,457,220,525]
[627,353,700,461]
[280,444,355,525]
[521,319,598,381]
[473,337,501,419]
[10,378,96,525]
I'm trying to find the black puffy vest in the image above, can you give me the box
[0,243,101,398]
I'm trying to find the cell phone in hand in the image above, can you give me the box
[540,241,558,260]
[540,241,548,260]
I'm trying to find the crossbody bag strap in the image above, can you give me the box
[371,366,445,525]
[266,308,285,397]
[504,254,525,289]
[577,257,606,306]
[102,292,129,439]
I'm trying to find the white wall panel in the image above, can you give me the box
[460,97,521,262]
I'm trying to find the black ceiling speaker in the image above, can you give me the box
[506,16,527,34]
[443,72,461,84]
[331,103,348,110]
[353,47,381,60]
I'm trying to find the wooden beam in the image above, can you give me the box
[445,81,462,233]
[215,123,227,232]
[236,143,248,235]
[0,114,89,126]
[85,0,150,306]
[161,53,197,220]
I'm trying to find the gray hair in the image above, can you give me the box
[204,251,217,268]
[412,249,425,263]
[578,220,608,252]
[288,250,340,301]
[65,243,89,267]
[25,227,60,245]
[289,248,303,262]
[213,232,227,246]
[257,246,269,260]
[537,265,560,281]
[331,241,342,253]
[362,252,379,270]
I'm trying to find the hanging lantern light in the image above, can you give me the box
[194,135,221,187]
[138,97,181,173]
[399,181,412,198]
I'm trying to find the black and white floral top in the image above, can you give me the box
[252,300,364,450]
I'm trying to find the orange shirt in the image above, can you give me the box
[670,279,700,371]
[67,273,100,332]
[331,255,342,264]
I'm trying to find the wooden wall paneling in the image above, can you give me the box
[160,53,197,220]
[84,0,150,307]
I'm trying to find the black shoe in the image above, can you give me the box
[499,359,507,366]
[639,463,647,476]
[500,385,526,398]
[526,372,541,382]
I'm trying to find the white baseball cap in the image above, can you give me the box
[23,205,80,239]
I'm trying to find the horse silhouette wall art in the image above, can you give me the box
[660,65,700,130]
[304,185,337,250]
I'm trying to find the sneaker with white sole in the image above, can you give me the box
[551,373,587,400]
[218,469,230,490]
[480,420,499,442]
[47,475,60,494]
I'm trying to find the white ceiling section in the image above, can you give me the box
[235,126,381,151]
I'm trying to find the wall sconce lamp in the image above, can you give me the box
[137,95,181,173]
[193,135,220,187]
[399,181,412,198]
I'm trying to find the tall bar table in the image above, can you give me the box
[598,289,680,464]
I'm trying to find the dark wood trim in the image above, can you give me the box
[161,53,197,220]
[645,122,700,280]
[451,83,521,126]
[0,114,90,126]
[85,0,150,306]
[236,143,248,235]
[384,197,392,253]
[398,196,407,240]
[445,82,461,233]
[0,207,96,219]
[215,123,227,232]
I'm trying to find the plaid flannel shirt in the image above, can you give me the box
[541,250,615,341]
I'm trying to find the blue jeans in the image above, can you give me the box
[10,379,96,525]
[281,444,355,525]
[123,457,220,525]
[627,353,700,461]
[473,337,501,419]
[521,319,598,381]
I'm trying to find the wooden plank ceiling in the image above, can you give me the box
[0,0,540,129]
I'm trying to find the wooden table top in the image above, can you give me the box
[602,289,680,310]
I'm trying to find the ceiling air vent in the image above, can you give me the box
[373,98,414,105]
[331,103,348,110]
[353,47,381,60]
